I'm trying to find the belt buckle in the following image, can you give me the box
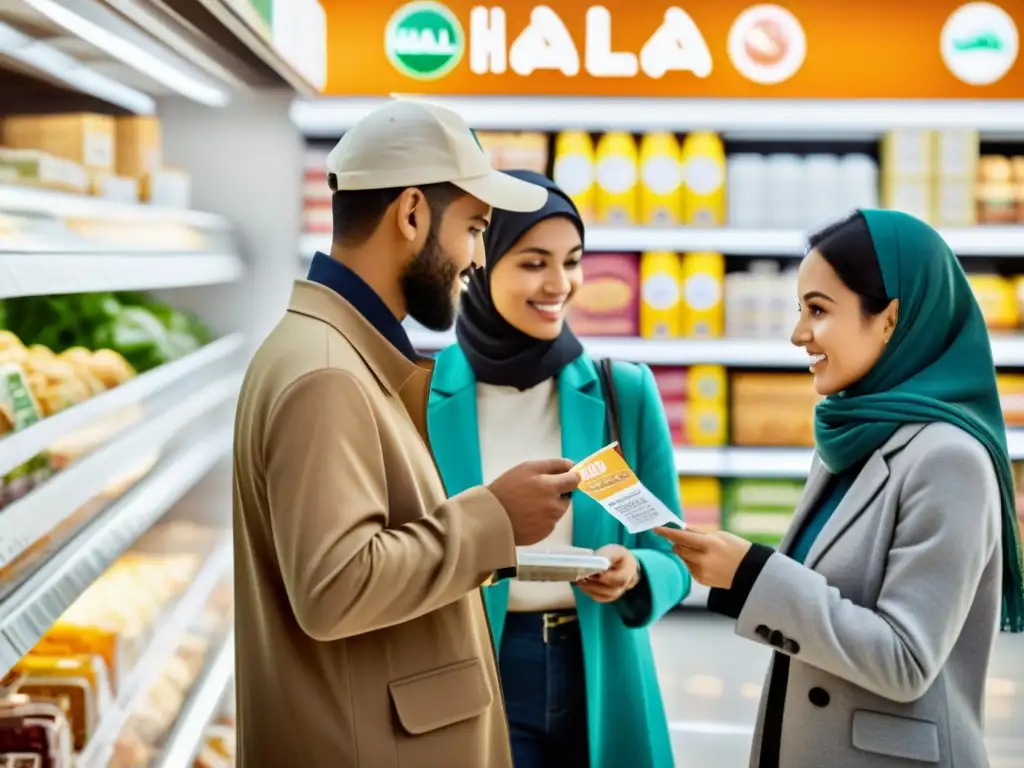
[541,612,576,644]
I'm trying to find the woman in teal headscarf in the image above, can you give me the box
[657,209,1024,768]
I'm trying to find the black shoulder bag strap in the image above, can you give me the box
[597,358,622,447]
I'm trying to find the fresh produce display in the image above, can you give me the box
[0,293,213,512]
[0,292,212,376]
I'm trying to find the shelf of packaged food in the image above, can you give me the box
[0,252,244,298]
[299,226,1024,262]
[675,431,1024,477]
[0,185,230,228]
[0,334,244,477]
[675,447,812,478]
[0,382,239,676]
[76,537,233,768]
[154,629,235,768]
[291,96,1024,137]
[404,330,1024,369]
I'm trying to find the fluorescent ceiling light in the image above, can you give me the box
[0,21,154,113]
[291,95,1024,136]
[22,0,230,107]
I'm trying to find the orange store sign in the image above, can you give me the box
[320,0,1024,98]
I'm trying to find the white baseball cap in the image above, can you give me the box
[325,99,548,213]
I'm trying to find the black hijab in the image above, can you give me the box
[455,170,585,391]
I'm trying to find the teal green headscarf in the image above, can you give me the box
[814,209,1024,633]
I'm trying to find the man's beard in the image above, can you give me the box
[400,227,462,332]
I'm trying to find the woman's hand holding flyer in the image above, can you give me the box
[572,443,686,534]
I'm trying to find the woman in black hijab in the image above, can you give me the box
[427,171,688,768]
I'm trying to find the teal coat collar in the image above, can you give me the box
[427,346,607,550]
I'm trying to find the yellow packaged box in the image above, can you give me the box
[677,477,722,532]
[1,113,115,173]
[115,115,162,179]
[552,131,596,222]
[639,251,682,339]
[638,133,682,226]
[593,132,638,225]
[13,653,112,750]
[679,252,725,338]
[731,373,820,447]
[998,375,1024,429]
[682,401,728,447]
[679,132,725,226]
[687,364,727,404]
[968,274,1019,331]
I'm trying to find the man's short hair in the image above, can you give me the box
[328,174,465,247]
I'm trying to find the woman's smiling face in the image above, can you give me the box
[488,216,584,340]
[791,248,898,396]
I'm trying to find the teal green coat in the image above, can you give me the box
[427,346,689,768]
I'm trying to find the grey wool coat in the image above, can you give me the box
[709,423,1003,767]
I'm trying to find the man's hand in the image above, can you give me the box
[654,527,752,589]
[488,458,580,546]
[576,544,640,603]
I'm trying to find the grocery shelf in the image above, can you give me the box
[580,226,1024,257]
[0,421,234,676]
[299,226,1024,262]
[0,19,154,114]
[0,373,239,604]
[405,330,1024,370]
[291,96,1024,137]
[675,447,813,478]
[676,431,1024,478]
[155,629,235,768]
[0,252,244,298]
[77,537,233,768]
[0,334,245,477]
[0,185,230,229]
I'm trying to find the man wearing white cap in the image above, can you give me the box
[232,99,581,767]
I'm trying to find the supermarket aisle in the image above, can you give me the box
[652,611,1024,768]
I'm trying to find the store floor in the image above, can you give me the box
[652,610,1024,768]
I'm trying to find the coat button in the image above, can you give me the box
[783,638,801,655]
[809,687,830,708]
[755,624,771,641]
[769,629,785,648]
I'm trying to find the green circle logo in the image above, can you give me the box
[384,1,465,80]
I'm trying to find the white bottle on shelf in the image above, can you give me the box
[724,271,756,338]
[726,153,767,229]
[765,154,805,229]
[749,260,781,337]
[839,154,880,214]
[803,154,841,231]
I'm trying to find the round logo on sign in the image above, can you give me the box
[941,2,1018,85]
[727,4,807,85]
[384,1,465,81]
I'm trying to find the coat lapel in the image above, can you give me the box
[803,424,928,568]
[558,357,609,552]
[426,348,484,496]
[778,456,831,554]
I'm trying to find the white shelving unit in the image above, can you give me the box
[403,328,1024,369]
[291,96,1024,136]
[0,1,321,761]
[155,631,236,768]
[300,226,1024,260]
[76,538,233,768]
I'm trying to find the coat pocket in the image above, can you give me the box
[389,658,494,735]
[851,709,941,763]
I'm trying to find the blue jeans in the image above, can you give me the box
[498,611,590,768]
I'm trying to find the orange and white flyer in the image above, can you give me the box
[572,442,685,534]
